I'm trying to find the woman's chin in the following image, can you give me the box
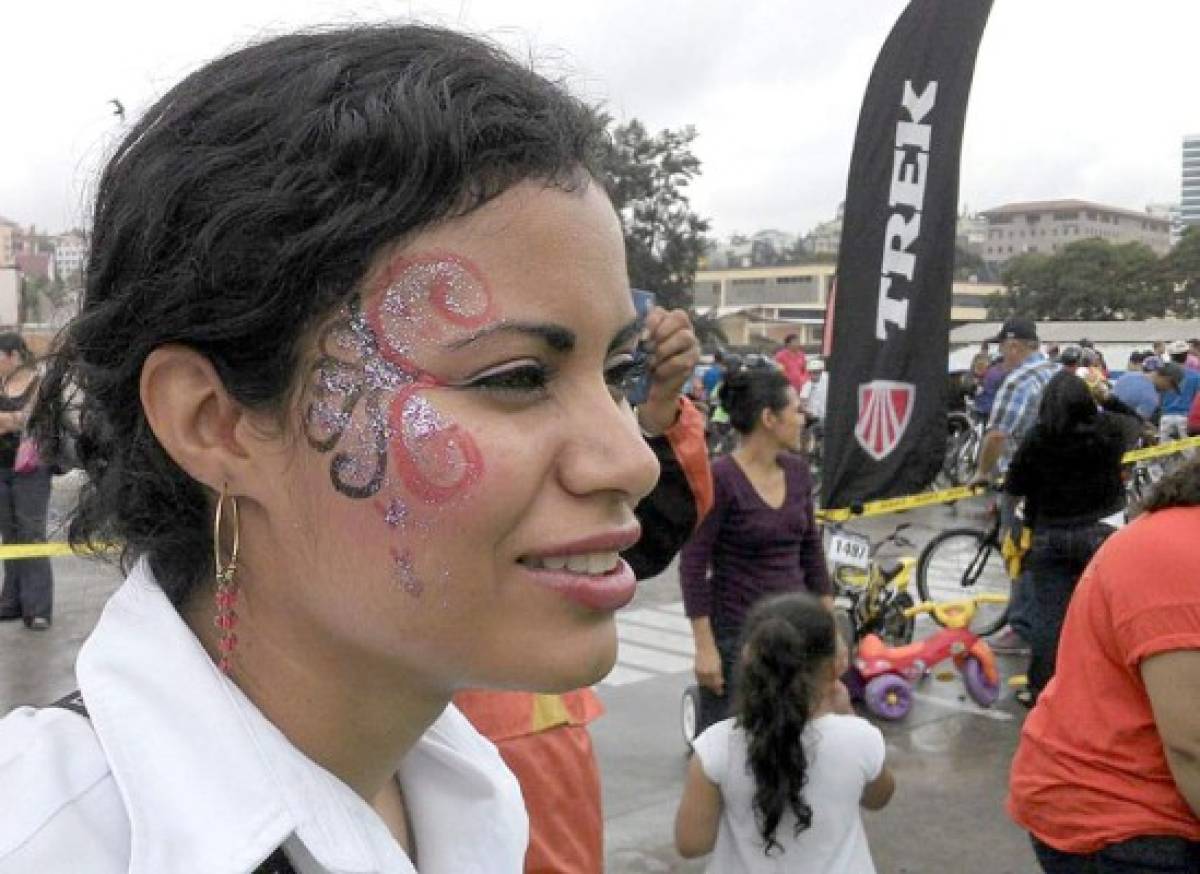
[500,633,620,694]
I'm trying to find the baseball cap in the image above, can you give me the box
[989,316,1038,343]
[1145,358,1184,390]
[1167,339,1190,356]
[1142,355,1163,371]
[1058,346,1081,366]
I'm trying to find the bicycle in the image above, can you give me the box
[939,411,983,487]
[915,496,1011,636]
[826,521,918,649]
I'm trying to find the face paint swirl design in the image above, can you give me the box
[303,252,492,506]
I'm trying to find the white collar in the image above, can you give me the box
[77,559,527,874]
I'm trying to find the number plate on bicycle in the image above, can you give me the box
[828,531,871,570]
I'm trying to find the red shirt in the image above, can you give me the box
[1008,507,1200,853]
[774,347,809,390]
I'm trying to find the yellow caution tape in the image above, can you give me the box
[0,542,112,560]
[1120,435,1200,463]
[818,484,986,522]
[819,435,1197,521]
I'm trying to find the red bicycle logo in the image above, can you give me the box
[855,381,915,461]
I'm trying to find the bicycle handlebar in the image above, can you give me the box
[902,593,1009,628]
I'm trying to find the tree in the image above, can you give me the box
[988,238,1171,320]
[953,244,985,281]
[598,119,711,312]
[1162,226,1200,318]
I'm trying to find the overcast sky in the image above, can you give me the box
[3,0,1198,238]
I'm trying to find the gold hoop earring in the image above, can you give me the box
[213,485,240,674]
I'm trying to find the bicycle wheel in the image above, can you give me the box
[940,422,971,486]
[952,429,980,486]
[916,527,1009,635]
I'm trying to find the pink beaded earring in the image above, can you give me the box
[213,485,241,674]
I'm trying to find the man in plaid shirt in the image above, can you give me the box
[973,316,1059,482]
[971,316,1058,656]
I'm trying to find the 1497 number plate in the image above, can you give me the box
[828,531,871,570]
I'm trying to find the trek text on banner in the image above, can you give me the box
[821,0,993,510]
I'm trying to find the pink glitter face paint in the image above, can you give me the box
[389,391,483,503]
[366,252,496,372]
[389,546,425,598]
[302,252,491,507]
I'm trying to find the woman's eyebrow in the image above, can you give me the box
[444,321,576,352]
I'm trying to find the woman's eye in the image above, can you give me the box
[466,364,551,395]
[605,357,647,404]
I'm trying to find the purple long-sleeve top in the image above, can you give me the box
[680,452,830,637]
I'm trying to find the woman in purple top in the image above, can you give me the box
[681,367,831,734]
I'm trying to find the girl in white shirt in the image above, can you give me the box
[675,593,895,873]
[0,25,662,874]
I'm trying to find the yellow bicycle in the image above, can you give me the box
[827,521,918,649]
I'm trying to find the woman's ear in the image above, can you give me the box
[139,345,251,492]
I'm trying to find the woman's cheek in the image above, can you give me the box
[389,390,484,503]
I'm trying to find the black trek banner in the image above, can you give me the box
[821,0,992,510]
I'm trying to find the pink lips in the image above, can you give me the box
[521,559,638,612]
[520,525,641,611]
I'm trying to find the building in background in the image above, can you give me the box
[956,210,988,255]
[1146,202,1184,247]
[691,262,1002,351]
[54,230,88,282]
[981,199,1171,271]
[0,217,16,268]
[804,202,843,256]
[1183,135,1200,230]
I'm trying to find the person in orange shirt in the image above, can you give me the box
[456,307,714,874]
[1008,457,1200,873]
[773,334,809,392]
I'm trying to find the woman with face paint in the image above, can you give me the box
[0,27,662,874]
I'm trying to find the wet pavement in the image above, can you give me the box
[598,497,1038,873]
[0,482,1037,872]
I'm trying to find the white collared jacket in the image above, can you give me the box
[0,559,528,873]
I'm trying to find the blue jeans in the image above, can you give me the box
[0,467,54,622]
[1021,524,1113,695]
[1033,835,1200,873]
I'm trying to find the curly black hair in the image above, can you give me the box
[719,367,793,435]
[734,592,837,856]
[29,24,608,608]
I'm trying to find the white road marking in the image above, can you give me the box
[600,603,696,687]
[615,641,694,675]
[618,607,692,636]
[600,664,655,687]
[617,622,694,655]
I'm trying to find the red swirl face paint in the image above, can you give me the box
[303,250,495,508]
[302,246,494,591]
[366,252,497,372]
[389,390,483,503]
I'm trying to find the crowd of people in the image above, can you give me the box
[0,23,1195,874]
